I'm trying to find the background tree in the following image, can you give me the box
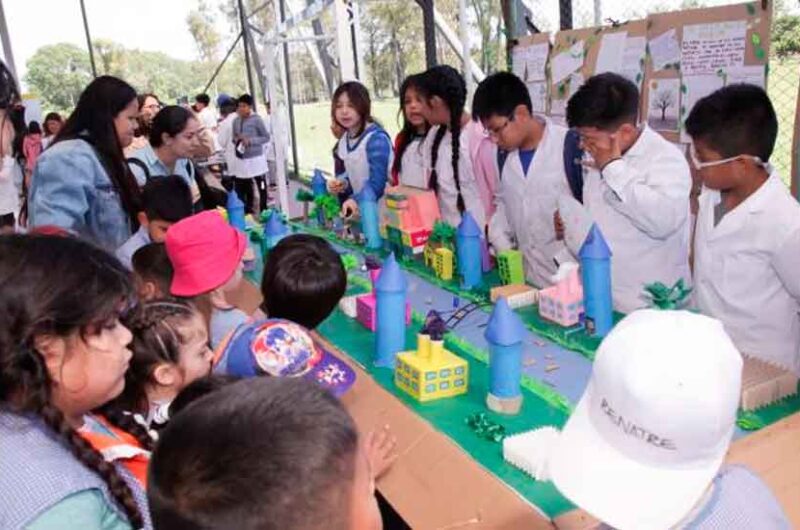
[651,88,675,121]
[25,43,93,113]
[187,0,222,63]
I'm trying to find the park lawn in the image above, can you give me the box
[292,99,402,177]
[767,56,799,187]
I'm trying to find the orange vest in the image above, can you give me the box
[80,414,150,487]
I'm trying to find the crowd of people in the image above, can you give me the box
[0,50,796,530]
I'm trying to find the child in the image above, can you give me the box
[116,175,193,270]
[260,234,347,330]
[548,309,790,529]
[417,65,490,228]
[165,210,248,349]
[101,299,213,438]
[392,74,429,188]
[0,234,151,529]
[132,242,173,301]
[148,377,383,530]
[168,374,240,418]
[564,73,691,313]
[686,84,800,374]
[473,72,583,288]
[328,81,393,218]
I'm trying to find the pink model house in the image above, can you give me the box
[381,186,441,255]
[356,267,411,331]
[538,265,584,327]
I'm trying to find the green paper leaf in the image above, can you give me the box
[751,32,761,46]
[755,47,765,60]
[737,411,765,430]
[746,2,756,15]
[680,84,688,94]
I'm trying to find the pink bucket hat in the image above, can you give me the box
[166,210,247,296]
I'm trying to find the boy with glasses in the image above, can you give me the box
[472,72,583,287]
[686,84,800,375]
[564,73,692,313]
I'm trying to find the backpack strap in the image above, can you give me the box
[496,148,510,180]
[126,157,151,182]
[563,129,584,203]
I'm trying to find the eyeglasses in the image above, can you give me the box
[689,143,766,171]
[484,113,515,139]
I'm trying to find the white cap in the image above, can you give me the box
[549,309,743,530]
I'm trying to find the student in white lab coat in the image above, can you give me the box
[327,81,393,218]
[391,74,429,188]
[563,73,692,313]
[686,84,800,375]
[417,65,489,229]
[473,72,584,288]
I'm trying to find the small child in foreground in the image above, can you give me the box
[116,175,193,270]
[686,84,800,375]
[165,210,249,349]
[131,242,173,301]
[100,299,213,441]
[547,309,790,530]
[148,377,383,530]
[260,233,347,329]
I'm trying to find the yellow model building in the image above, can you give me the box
[395,333,469,402]
[432,247,454,280]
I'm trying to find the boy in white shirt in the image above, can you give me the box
[473,72,583,288]
[686,84,800,375]
[564,73,692,313]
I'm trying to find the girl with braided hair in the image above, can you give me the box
[0,234,151,529]
[417,65,489,229]
[100,298,212,441]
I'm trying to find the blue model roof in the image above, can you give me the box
[356,184,377,203]
[485,297,527,346]
[264,210,288,236]
[579,223,612,259]
[456,211,482,237]
[375,253,408,293]
[312,168,327,195]
[226,189,244,210]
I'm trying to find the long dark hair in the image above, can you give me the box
[43,112,63,137]
[100,299,200,449]
[418,65,466,213]
[0,234,143,527]
[54,76,141,225]
[135,93,160,139]
[393,74,429,179]
[331,81,372,137]
[149,105,194,148]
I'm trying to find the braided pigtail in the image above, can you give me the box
[419,65,467,213]
[428,126,448,193]
[100,299,197,441]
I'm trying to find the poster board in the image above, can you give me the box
[548,21,648,124]
[643,2,772,144]
[510,33,553,116]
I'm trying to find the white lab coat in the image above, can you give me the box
[579,125,691,313]
[488,119,574,288]
[397,136,426,189]
[693,171,800,374]
[422,125,487,229]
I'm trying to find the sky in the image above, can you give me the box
[3,0,233,90]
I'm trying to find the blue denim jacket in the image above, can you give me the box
[29,139,132,250]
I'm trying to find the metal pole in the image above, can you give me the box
[279,0,299,176]
[457,0,473,104]
[347,1,360,80]
[0,0,17,80]
[416,0,437,69]
[203,33,243,93]
[593,0,602,26]
[559,0,573,30]
[238,0,257,110]
[79,0,97,77]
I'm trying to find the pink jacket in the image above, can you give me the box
[463,120,498,220]
[22,133,43,172]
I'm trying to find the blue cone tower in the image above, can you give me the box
[375,253,408,368]
[226,190,246,233]
[579,223,613,337]
[263,210,288,252]
[485,297,528,414]
[456,212,482,289]
[357,186,381,250]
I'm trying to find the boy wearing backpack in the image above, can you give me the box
[473,72,583,287]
